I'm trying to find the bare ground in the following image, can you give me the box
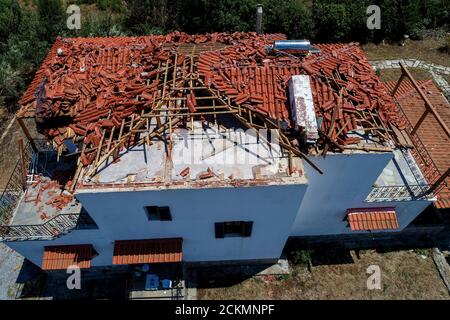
[0,115,26,189]
[362,37,450,67]
[197,249,450,300]
[378,68,434,83]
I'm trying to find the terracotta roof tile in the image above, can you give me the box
[42,244,93,270]
[384,80,450,208]
[18,33,403,179]
[347,207,399,231]
[112,238,183,265]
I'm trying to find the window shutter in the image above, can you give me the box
[242,221,253,237]
[215,223,224,238]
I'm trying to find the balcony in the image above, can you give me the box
[0,140,87,241]
[365,149,433,203]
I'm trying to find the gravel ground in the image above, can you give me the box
[0,243,24,300]
[0,243,46,300]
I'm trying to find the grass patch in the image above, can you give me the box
[363,37,450,67]
[379,68,433,83]
[197,250,450,300]
[289,249,313,267]
[413,248,432,257]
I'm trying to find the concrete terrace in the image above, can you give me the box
[83,121,307,189]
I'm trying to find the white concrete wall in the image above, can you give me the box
[290,152,432,236]
[7,183,307,268]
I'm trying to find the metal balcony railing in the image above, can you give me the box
[365,184,429,202]
[0,213,80,241]
[0,142,33,225]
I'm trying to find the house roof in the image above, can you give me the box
[112,238,183,265]
[42,244,93,270]
[384,79,450,208]
[17,32,406,188]
[347,207,399,231]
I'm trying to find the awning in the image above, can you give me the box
[42,244,93,270]
[113,238,183,265]
[347,207,399,231]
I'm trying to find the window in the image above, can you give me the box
[145,206,172,221]
[75,207,99,230]
[215,221,253,238]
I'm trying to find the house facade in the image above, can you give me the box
[0,32,440,270]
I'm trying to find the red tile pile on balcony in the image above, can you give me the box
[23,176,74,220]
[384,79,450,209]
[347,207,399,231]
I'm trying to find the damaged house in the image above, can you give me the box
[0,32,448,270]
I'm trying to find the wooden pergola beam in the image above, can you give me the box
[422,167,450,197]
[16,118,38,152]
[397,63,450,138]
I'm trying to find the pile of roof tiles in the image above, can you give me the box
[19,31,404,167]
[304,44,406,141]
[19,32,285,165]
[23,175,75,221]
[198,40,297,122]
[199,41,404,147]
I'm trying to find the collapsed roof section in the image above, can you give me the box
[17,31,408,189]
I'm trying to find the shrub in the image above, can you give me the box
[290,249,313,266]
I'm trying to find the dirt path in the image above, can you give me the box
[198,250,450,300]
[0,116,26,189]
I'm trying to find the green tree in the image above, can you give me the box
[0,6,48,111]
[36,0,65,43]
[0,0,21,53]
[312,2,352,42]
[263,0,314,39]
[125,0,179,35]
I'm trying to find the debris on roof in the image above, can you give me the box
[288,75,319,142]
[17,32,409,189]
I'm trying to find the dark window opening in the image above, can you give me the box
[75,208,99,230]
[145,206,172,221]
[215,221,253,238]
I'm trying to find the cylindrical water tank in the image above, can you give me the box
[273,40,312,50]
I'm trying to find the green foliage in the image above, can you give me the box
[312,2,351,42]
[36,0,65,43]
[0,4,48,111]
[290,249,313,266]
[0,0,21,52]
[413,248,431,256]
[96,0,126,13]
[0,0,449,114]
[263,0,314,39]
[420,0,449,29]
[125,0,180,35]
[74,11,126,37]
